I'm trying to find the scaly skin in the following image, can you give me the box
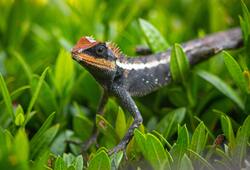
[71,28,243,155]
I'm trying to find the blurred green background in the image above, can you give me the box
[0,0,250,169]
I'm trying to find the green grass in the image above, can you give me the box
[0,0,250,169]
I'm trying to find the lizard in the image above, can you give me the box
[71,27,243,155]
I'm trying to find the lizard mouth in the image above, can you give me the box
[71,53,82,62]
[71,48,83,62]
[71,51,116,70]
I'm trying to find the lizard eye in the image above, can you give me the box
[96,45,106,55]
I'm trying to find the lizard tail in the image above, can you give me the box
[182,27,243,65]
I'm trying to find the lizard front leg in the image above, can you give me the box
[108,85,143,155]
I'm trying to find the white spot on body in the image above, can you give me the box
[154,78,158,84]
[146,80,149,84]
[116,57,170,70]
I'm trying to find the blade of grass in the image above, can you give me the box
[170,43,190,82]
[156,107,186,138]
[188,149,215,170]
[30,112,56,145]
[30,124,60,159]
[0,73,14,121]
[25,67,49,125]
[13,51,32,82]
[233,115,250,167]
[220,115,236,149]
[190,122,208,154]
[170,125,190,170]
[180,154,194,170]
[197,70,244,110]
[54,156,67,170]
[145,133,170,170]
[223,51,247,93]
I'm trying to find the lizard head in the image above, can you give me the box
[71,36,119,70]
[71,36,122,82]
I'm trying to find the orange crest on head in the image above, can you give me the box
[72,36,99,53]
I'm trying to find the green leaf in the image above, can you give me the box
[13,51,32,82]
[209,0,227,32]
[96,115,118,142]
[187,149,215,170]
[0,85,30,106]
[0,73,14,121]
[74,155,84,170]
[30,124,60,158]
[223,51,247,93]
[220,115,235,149]
[197,70,244,110]
[88,151,111,170]
[33,76,58,116]
[54,49,74,96]
[170,125,189,170]
[25,67,49,125]
[135,130,170,170]
[31,124,59,159]
[139,18,169,52]
[54,156,67,170]
[115,107,126,139]
[145,134,170,170]
[170,43,190,82]
[30,116,59,159]
[73,114,93,141]
[232,115,250,167]
[152,130,172,149]
[32,150,50,170]
[134,129,147,156]
[190,122,208,154]
[245,94,250,113]
[30,112,56,145]
[240,0,250,45]
[14,129,29,169]
[63,153,75,167]
[61,153,83,170]
[214,148,233,167]
[180,154,194,170]
[110,152,123,170]
[51,130,74,155]
[156,107,186,138]
[14,111,25,127]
